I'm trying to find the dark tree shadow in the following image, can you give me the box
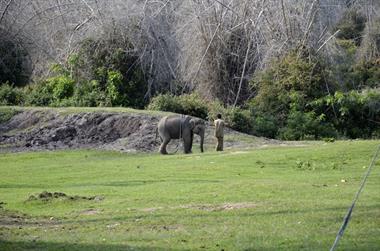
[0,240,183,251]
[0,35,32,87]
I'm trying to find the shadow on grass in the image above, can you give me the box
[2,239,375,251]
[0,179,221,189]
[0,240,182,251]
[58,204,380,225]
[0,184,50,189]
[99,179,222,186]
[71,179,222,188]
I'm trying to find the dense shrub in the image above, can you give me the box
[25,76,75,106]
[23,36,149,109]
[251,113,279,138]
[249,90,338,140]
[250,50,329,132]
[278,110,337,140]
[351,59,380,89]
[205,101,225,120]
[68,37,148,108]
[335,10,366,46]
[147,94,179,112]
[0,107,18,123]
[205,101,254,133]
[71,80,105,107]
[222,107,253,134]
[311,90,380,138]
[147,93,209,119]
[177,94,209,120]
[0,82,25,105]
[24,36,148,108]
[50,76,75,101]
[25,82,54,106]
[105,70,124,106]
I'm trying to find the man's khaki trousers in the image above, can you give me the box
[216,137,223,151]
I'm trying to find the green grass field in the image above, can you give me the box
[0,141,379,250]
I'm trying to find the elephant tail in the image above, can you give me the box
[155,127,158,141]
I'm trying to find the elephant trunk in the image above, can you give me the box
[199,130,204,153]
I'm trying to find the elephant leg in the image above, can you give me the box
[189,133,193,151]
[183,137,192,154]
[159,138,170,154]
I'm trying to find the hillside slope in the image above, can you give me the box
[0,107,289,153]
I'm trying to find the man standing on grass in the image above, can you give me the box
[214,113,225,151]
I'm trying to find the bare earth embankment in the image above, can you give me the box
[0,107,304,153]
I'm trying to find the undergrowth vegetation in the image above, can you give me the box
[146,49,380,140]
[1,37,149,109]
[0,107,18,123]
[1,8,379,140]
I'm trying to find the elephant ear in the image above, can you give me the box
[189,118,196,130]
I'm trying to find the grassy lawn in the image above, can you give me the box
[0,140,379,250]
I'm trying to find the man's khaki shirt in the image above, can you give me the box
[214,119,225,138]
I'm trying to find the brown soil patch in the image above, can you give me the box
[26,191,104,202]
[177,202,257,211]
[140,207,164,213]
[79,209,101,215]
[0,209,58,228]
[139,202,257,213]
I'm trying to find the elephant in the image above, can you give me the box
[157,115,205,154]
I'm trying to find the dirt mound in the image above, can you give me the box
[0,108,287,153]
[0,109,161,152]
[26,191,104,202]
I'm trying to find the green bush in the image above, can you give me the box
[147,94,180,113]
[277,92,337,140]
[177,94,209,119]
[25,76,75,106]
[310,90,380,138]
[351,59,380,89]
[0,82,25,105]
[147,93,209,119]
[207,101,226,121]
[24,37,148,109]
[106,70,124,106]
[278,110,337,140]
[53,98,75,107]
[0,107,18,123]
[208,102,255,134]
[223,107,253,134]
[335,10,366,45]
[251,113,279,138]
[50,76,75,101]
[68,37,148,108]
[71,80,104,107]
[25,82,54,106]
[251,50,328,128]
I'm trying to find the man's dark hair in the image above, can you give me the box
[217,113,222,119]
